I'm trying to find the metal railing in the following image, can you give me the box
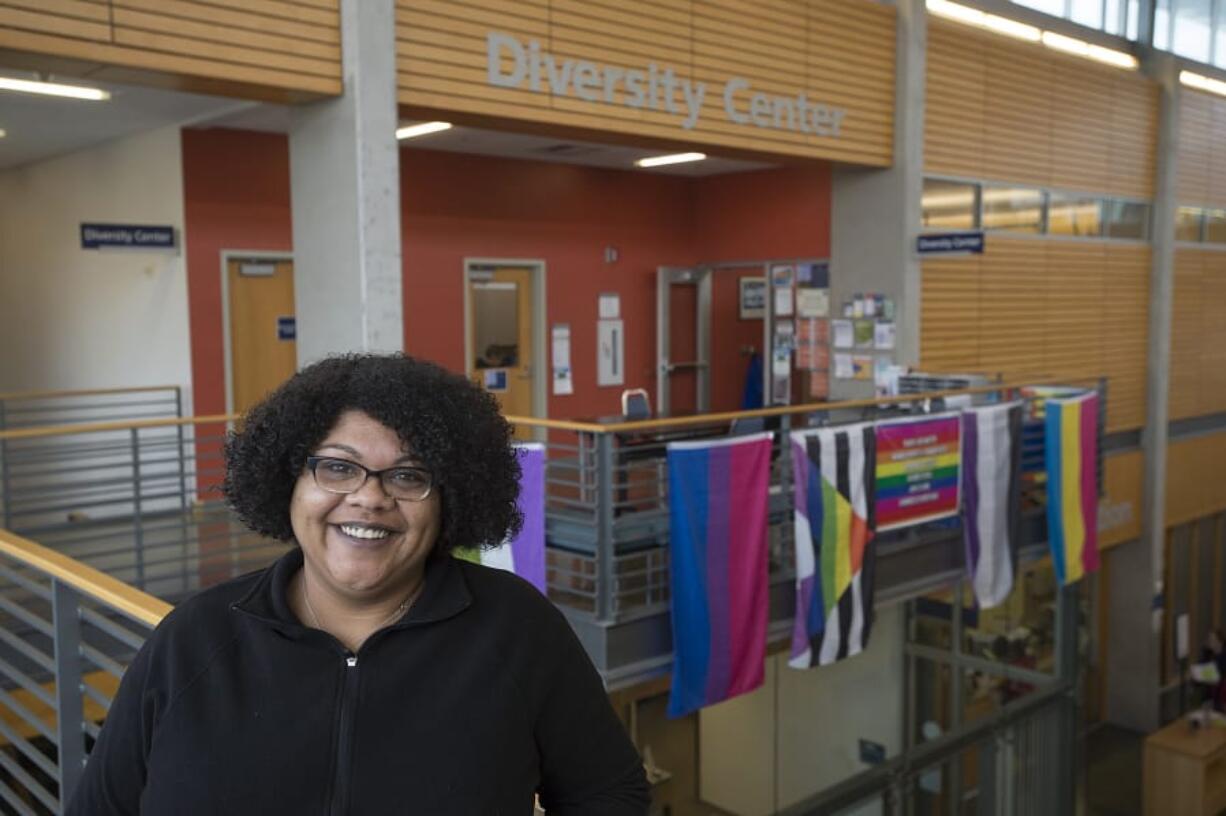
[0,386,183,432]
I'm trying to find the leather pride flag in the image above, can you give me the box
[666,432,773,718]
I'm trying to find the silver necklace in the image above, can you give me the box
[301,575,420,633]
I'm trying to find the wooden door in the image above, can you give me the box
[468,267,534,436]
[228,258,296,416]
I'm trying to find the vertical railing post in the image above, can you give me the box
[1054,582,1080,815]
[130,428,145,590]
[595,432,616,623]
[51,578,85,806]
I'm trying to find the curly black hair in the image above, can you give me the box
[223,354,522,553]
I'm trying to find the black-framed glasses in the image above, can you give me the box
[305,456,434,502]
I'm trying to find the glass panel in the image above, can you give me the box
[1217,1,1226,67]
[471,281,520,368]
[1103,200,1150,239]
[1205,209,1226,243]
[1071,0,1105,28]
[982,187,1044,233]
[1048,194,1103,236]
[922,179,978,230]
[1173,0,1213,61]
[1013,0,1067,16]
[1104,0,1123,33]
[1176,206,1206,242]
[1127,0,1141,38]
[1155,0,1173,49]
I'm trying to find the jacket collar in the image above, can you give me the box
[231,546,473,635]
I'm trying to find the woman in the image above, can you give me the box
[69,354,650,815]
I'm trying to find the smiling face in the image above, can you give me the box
[289,410,441,606]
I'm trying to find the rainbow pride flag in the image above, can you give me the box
[666,432,773,718]
[789,422,877,669]
[1044,393,1100,585]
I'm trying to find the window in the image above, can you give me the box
[982,186,1044,233]
[1048,194,1103,236]
[1071,0,1105,28]
[1155,0,1173,49]
[1205,209,1226,243]
[1102,200,1151,239]
[921,179,978,230]
[1176,206,1205,241]
[1172,0,1213,63]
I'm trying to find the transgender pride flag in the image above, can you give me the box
[666,432,773,718]
[1045,393,1100,585]
[476,443,546,593]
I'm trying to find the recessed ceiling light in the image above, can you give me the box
[1181,70,1226,97]
[396,121,452,140]
[0,77,110,101]
[0,129,6,139]
[635,152,706,168]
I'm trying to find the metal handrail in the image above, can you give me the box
[0,386,181,402]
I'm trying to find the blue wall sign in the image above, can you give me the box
[81,223,176,250]
[859,739,887,766]
[916,231,984,255]
[277,316,296,341]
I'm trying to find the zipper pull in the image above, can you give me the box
[346,655,358,668]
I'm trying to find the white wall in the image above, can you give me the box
[0,126,191,396]
[699,604,905,815]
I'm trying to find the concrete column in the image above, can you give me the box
[829,0,926,399]
[1105,52,1178,732]
[289,0,403,365]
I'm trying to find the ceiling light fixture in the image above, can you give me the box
[635,152,707,168]
[0,129,6,139]
[0,76,110,101]
[927,0,1137,69]
[1181,70,1226,97]
[395,121,452,140]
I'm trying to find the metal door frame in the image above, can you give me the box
[656,266,712,417]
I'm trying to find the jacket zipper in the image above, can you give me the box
[330,653,361,815]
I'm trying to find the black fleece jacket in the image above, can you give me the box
[67,548,649,815]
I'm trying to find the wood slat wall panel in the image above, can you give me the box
[925,19,1157,199]
[1202,252,1226,413]
[1167,433,1226,525]
[1177,89,1226,208]
[397,0,896,166]
[919,238,1149,432]
[1102,450,1142,549]
[0,0,341,98]
[1170,249,1205,419]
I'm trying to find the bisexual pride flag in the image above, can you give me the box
[789,423,877,669]
[1045,393,1100,585]
[465,443,546,593]
[666,432,773,718]
[961,403,1023,608]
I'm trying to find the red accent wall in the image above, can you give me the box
[181,129,831,421]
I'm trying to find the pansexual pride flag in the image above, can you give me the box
[666,432,773,718]
[1045,393,1100,586]
[472,443,546,593]
[789,423,877,669]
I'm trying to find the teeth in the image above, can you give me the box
[339,524,392,540]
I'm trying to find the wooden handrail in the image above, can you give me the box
[0,414,239,442]
[0,529,171,628]
[0,385,181,402]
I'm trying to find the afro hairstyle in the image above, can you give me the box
[223,353,522,553]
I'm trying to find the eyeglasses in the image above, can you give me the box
[305,456,434,502]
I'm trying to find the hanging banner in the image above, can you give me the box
[875,414,961,531]
[460,443,546,593]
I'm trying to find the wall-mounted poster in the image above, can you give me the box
[875,414,961,531]
[739,277,766,319]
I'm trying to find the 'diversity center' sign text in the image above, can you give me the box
[486,32,847,137]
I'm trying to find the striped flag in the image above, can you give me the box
[789,423,877,669]
[465,443,546,593]
[1045,393,1100,585]
[666,432,773,718]
[961,403,1023,608]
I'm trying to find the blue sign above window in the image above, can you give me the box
[80,223,176,251]
[916,231,985,255]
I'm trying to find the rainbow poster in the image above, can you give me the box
[875,415,961,531]
[1045,392,1100,585]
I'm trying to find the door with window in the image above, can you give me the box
[467,265,535,437]
[228,257,296,416]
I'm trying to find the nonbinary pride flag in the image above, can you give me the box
[1045,393,1100,586]
[666,432,773,718]
[476,443,546,593]
[789,422,877,669]
[961,402,1023,608]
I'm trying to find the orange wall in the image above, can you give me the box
[182,129,831,421]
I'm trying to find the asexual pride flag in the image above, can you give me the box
[666,432,773,718]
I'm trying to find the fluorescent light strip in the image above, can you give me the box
[395,121,452,140]
[927,0,1137,69]
[1181,70,1226,97]
[0,129,6,139]
[635,152,706,168]
[0,77,109,101]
